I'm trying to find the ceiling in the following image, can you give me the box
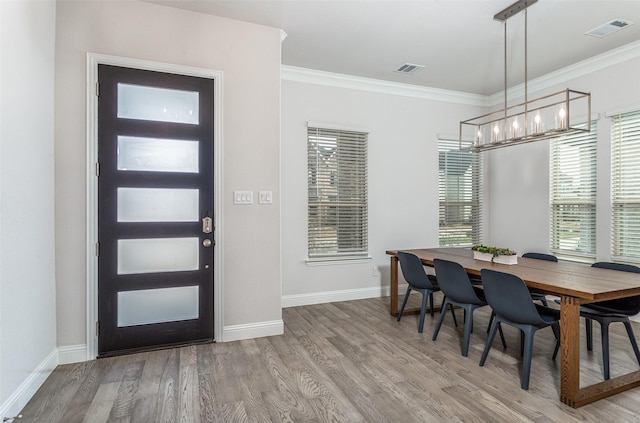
[145,0,640,95]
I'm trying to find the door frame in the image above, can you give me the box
[85,53,224,360]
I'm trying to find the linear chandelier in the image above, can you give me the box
[460,0,591,152]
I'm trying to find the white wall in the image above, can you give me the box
[487,53,640,259]
[55,1,282,352]
[280,46,640,304]
[0,0,57,416]
[281,73,485,302]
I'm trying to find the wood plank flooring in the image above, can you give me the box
[17,295,640,422]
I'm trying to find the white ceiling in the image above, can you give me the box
[146,0,640,95]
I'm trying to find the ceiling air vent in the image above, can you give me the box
[394,63,425,75]
[586,19,633,38]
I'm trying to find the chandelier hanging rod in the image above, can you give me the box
[459,0,591,153]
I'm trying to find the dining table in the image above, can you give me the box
[386,247,640,408]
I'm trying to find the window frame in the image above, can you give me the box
[549,121,597,259]
[611,110,640,263]
[306,124,369,262]
[438,138,482,247]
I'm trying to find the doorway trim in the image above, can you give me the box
[85,53,224,360]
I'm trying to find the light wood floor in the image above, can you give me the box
[18,295,640,422]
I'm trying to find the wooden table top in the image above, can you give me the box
[386,247,640,303]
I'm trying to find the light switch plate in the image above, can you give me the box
[259,191,273,204]
[234,190,253,205]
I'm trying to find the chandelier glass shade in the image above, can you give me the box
[460,89,591,151]
[460,0,591,152]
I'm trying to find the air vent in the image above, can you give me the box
[394,63,425,75]
[586,19,633,38]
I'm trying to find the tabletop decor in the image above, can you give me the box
[471,245,517,265]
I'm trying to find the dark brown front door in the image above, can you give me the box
[97,64,215,357]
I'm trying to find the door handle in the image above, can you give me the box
[202,217,213,234]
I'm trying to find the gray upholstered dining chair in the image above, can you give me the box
[522,252,558,307]
[479,268,560,390]
[582,262,640,380]
[397,251,457,333]
[432,259,505,357]
[487,251,557,332]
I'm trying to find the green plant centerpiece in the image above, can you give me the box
[471,245,517,264]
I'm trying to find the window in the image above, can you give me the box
[612,110,640,262]
[307,125,368,259]
[438,139,481,246]
[550,122,597,257]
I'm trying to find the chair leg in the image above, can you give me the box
[397,287,412,322]
[418,291,429,333]
[586,318,593,351]
[623,320,640,366]
[601,321,610,380]
[479,318,500,366]
[429,292,435,317]
[551,322,559,340]
[521,327,536,390]
[450,304,458,327]
[439,296,458,327]
[552,323,560,360]
[497,322,507,349]
[432,299,450,341]
[487,311,505,348]
[461,306,474,357]
[461,308,475,333]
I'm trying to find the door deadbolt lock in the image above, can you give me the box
[202,217,213,234]
[203,239,212,247]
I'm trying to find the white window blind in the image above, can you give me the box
[550,122,597,257]
[438,139,481,246]
[307,126,368,259]
[612,110,640,261]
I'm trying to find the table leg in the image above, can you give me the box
[560,296,581,407]
[390,255,399,316]
[559,295,640,407]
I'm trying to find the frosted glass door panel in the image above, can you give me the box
[118,238,199,275]
[117,286,199,327]
[118,84,199,125]
[118,188,199,222]
[118,136,199,173]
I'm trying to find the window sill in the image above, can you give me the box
[306,256,372,266]
[551,250,595,264]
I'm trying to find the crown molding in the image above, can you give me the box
[282,39,640,109]
[487,39,640,106]
[281,65,488,107]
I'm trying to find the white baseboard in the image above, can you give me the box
[58,344,88,365]
[0,348,58,419]
[222,319,284,342]
[281,285,394,308]
[56,320,291,360]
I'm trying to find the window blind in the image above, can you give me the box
[549,122,597,257]
[307,126,368,259]
[612,110,640,261]
[438,139,481,246]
